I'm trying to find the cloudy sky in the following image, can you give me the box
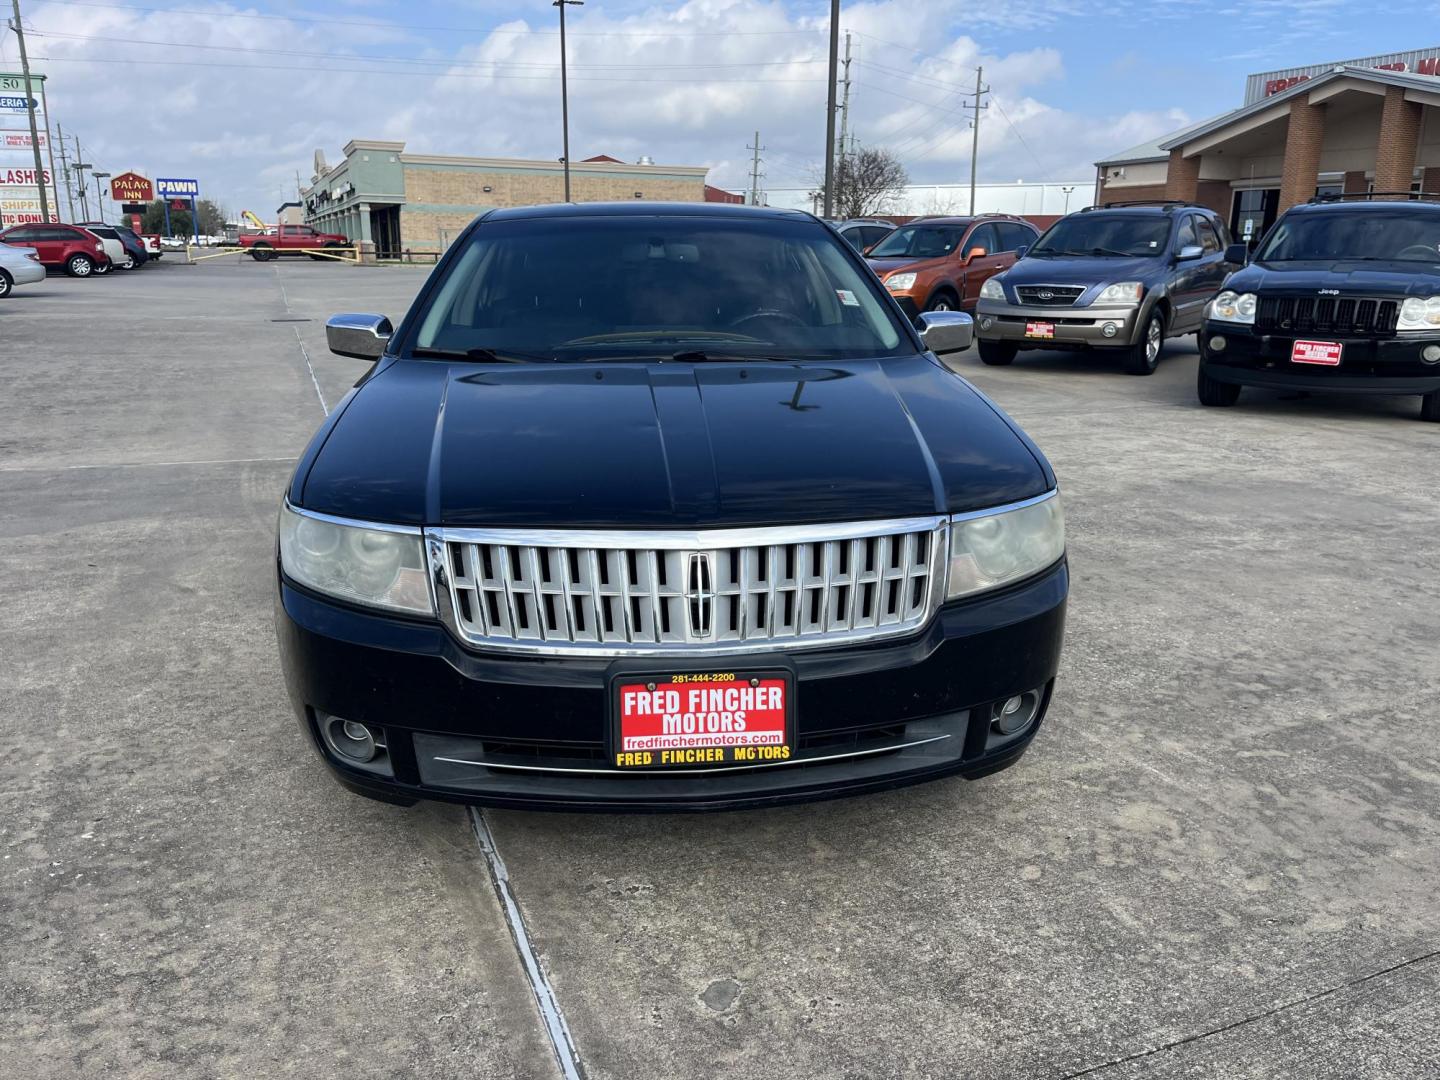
[0,0,1411,215]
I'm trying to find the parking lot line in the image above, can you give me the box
[0,454,298,473]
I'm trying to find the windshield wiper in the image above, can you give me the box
[668,350,794,363]
[410,346,548,363]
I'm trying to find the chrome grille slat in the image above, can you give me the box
[433,517,947,656]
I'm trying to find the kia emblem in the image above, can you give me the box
[1037,289,1054,302]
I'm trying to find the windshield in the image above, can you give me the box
[1030,215,1171,257]
[867,223,968,259]
[409,216,909,362]
[1255,210,1440,263]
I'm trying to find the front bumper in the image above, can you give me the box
[975,300,1142,348]
[276,562,1068,812]
[1201,323,1440,394]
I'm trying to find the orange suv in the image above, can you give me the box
[866,214,1039,317]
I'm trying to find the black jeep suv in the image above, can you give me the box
[975,201,1239,375]
[275,203,1068,812]
[1199,195,1440,421]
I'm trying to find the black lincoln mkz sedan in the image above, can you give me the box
[275,203,1067,811]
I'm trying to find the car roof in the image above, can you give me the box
[480,201,814,223]
[1287,199,1440,215]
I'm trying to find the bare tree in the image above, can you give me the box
[814,146,909,219]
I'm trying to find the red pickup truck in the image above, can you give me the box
[239,223,352,261]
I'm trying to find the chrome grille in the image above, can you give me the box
[427,518,947,655]
[1015,285,1086,307]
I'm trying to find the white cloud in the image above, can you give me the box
[2,0,1192,215]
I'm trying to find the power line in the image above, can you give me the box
[989,93,1051,179]
[28,52,827,83]
[27,28,827,70]
[35,0,825,37]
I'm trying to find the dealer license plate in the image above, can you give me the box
[1025,321,1055,339]
[1291,339,1342,366]
[611,671,793,769]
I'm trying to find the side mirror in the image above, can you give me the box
[1176,244,1204,261]
[326,313,393,360]
[917,310,974,356]
[965,246,988,262]
[1014,245,1028,260]
[1224,242,1249,265]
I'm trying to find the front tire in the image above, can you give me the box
[1122,308,1165,375]
[93,259,112,276]
[0,269,12,297]
[1197,365,1242,406]
[66,254,94,277]
[120,253,136,270]
[978,339,1018,366]
[1422,391,1440,423]
[924,289,959,313]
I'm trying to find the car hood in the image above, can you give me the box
[1227,259,1440,297]
[297,356,1052,528]
[866,255,947,277]
[1002,254,1163,287]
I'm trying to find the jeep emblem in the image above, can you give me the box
[1318,288,1340,295]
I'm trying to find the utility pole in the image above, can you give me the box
[55,121,75,221]
[821,0,839,219]
[553,0,583,202]
[71,133,91,221]
[835,31,852,216]
[968,66,989,215]
[7,0,51,223]
[746,131,765,206]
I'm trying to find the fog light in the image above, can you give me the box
[980,317,994,332]
[325,716,378,762]
[1422,344,1440,364]
[1209,335,1227,353]
[991,689,1042,736]
[1101,322,1118,338]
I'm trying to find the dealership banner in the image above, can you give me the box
[0,73,61,220]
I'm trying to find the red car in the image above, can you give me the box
[0,223,111,277]
[239,223,352,261]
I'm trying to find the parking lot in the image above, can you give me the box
[3,258,1439,1079]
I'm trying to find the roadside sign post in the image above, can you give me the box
[4,0,49,223]
[156,177,200,242]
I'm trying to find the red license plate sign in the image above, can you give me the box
[1292,339,1342,366]
[1025,321,1055,339]
[613,672,791,769]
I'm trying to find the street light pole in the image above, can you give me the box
[93,172,110,223]
[1061,185,1075,214]
[821,0,839,219]
[553,0,583,203]
[7,0,51,223]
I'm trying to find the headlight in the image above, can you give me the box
[1398,296,1440,330]
[279,503,433,615]
[979,277,1006,300]
[885,272,916,291]
[1095,281,1144,305]
[1210,290,1256,324]
[946,493,1064,601]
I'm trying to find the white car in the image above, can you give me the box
[80,227,124,274]
[0,240,46,297]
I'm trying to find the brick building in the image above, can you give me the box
[303,140,709,255]
[1096,50,1440,243]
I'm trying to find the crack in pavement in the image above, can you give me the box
[1058,947,1440,1078]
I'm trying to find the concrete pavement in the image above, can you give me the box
[3,256,1438,1079]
